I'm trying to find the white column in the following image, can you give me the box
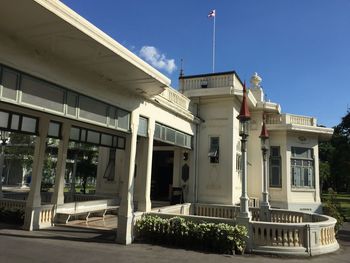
[116,111,139,244]
[0,146,4,198]
[138,118,154,212]
[70,153,78,197]
[51,122,71,205]
[23,116,49,231]
[260,147,270,221]
[239,135,251,219]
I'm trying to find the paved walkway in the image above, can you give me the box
[0,222,349,263]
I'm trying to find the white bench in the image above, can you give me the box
[55,199,119,224]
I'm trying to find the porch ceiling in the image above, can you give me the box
[0,0,170,97]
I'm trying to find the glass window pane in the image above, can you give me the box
[154,124,161,139]
[81,129,86,141]
[292,147,312,159]
[101,134,113,146]
[166,128,176,143]
[21,75,65,113]
[138,117,148,137]
[10,114,20,130]
[271,167,280,186]
[176,132,185,146]
[210,137,219,152]
[79,95,107,124]
[1,68,17,100]
[0,111,9,128]
[270,147,280,157]
[185,135,191,148]
[271,159,280,166]
[70,127,80,141]
[48,122,61,138]
[108,107,116,127]
[117,137,125,149]
[161,126,166,140]
[21,116,37,133]
[87,130,100,144]
[67,92,77,116]
[117,109,130,130]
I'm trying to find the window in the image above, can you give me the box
[153,122,192,149]
[137,116,148,137]
[48,121,61,139]
[291,147,314,188]
[270,146,281,187]
[103,148,116,181]
[208,136,219,163]
[69,125,125,149]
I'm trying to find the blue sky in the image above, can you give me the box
[61,0,350,127]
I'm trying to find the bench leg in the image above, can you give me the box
[102,209,107,220]
[85,212,91,223]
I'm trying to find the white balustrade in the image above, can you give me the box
[0,199,26,210]
[266,114,316,127]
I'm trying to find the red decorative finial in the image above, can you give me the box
[237,81,251,121]
[259,113,269,139]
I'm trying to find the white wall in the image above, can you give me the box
[196,98,235,204]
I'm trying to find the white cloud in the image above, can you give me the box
[139,46,177,74]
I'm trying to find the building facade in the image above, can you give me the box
[0,0,333,248]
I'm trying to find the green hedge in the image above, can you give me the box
[136,215,248,254]
[0,207,25,225]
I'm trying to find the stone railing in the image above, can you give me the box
[251,214,338,256]
[194,203,261,221]
[39,204,55,228]
[140,203,339,256]
[152,203,191,215]
[194,203,240,219]
[0,198,26,210]
[181,74,234,91]
[251,221,307,254]
[270,209,311,223]
[266,114,316,127]
[158,88,190,110]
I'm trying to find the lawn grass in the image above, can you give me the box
[322,193,350,222]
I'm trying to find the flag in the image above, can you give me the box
[208,9,215,18]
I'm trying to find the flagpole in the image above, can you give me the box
[212,12,216,73]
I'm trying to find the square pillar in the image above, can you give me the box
[23,116,49,231]
[116,111,139,245]
[137,118,154,212]
[51,122,71,205]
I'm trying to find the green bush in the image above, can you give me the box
[0,207,25,225]
[323,192,344,233]
[136,215,248,254]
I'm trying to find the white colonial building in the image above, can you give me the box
[0,0,338,256]
[179,71,332,213]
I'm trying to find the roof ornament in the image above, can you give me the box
[250,72,262,89]
[179,58,184,78]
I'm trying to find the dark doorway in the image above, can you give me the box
[151,151,173,201]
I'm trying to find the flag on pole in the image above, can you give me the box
[208,9,216,72]
[208,9,216,18]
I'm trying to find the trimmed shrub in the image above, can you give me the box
[323,192,344,233]
[136,215,248,254]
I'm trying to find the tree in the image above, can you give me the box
[329,110,350,192]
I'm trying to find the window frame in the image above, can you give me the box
[269,146,282,188]
[291,147,315,189]
[208,136,220,164]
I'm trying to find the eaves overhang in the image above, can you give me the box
[267,124,334,141]
[0,0,170,98]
